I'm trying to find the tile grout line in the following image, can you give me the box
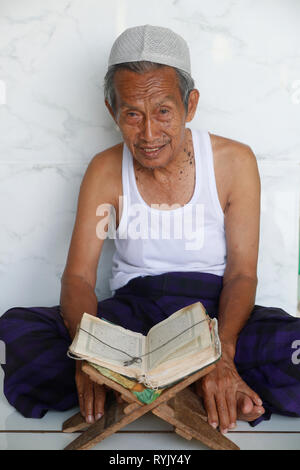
[0,430,173,434]
[1,430,300,434]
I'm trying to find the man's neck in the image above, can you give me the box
[134,128,194,186]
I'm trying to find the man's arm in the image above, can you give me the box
[60,150,118,339]
[59,147,121,423]
[196,143,263,432]
[217,144,261,357]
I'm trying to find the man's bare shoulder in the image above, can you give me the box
[209,133,260,210]
[89,141,123,184]
[210,133,256,164]
[81,142,123,206]
[211,133,260,210]
[90,141,123,173]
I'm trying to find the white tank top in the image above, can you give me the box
[109,128,227,292]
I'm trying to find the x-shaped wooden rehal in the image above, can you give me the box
[62,362,239,450]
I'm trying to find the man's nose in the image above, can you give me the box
[140,116,159,142]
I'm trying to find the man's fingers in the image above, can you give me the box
[83,375,95,423]
[75,366,108,424]
[78,392,85,417]
[75,364,86,417]
[94,383,106,420]
[225,389,237,428]
[215,393,230,433]
[202,392,219,429]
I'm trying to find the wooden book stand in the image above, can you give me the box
[62,361,239,450]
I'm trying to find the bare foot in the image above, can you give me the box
[235,392,265,423]
[193,383,265,427]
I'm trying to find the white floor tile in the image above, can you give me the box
[1,431,300,451]
[230,433,300,451]
[2,368,300,450]
[0,369,171,432]
[0,395,172,432]
[233,414,300,432]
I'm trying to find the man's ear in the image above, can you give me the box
[105,99,117,123]
[185,89,200,123]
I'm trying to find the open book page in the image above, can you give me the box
[69,313,146,375]
[155,336,205,364]
[146,344,220,388]
[156,317,219,365]
[145,302,210,372]
[145,319,221,388]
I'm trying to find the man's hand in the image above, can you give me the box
[75,362,123,424]
[195,350,264,433]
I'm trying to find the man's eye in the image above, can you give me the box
[160,108,169,114]
[127,112,137,117]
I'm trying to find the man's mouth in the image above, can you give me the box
[138,143,167,157]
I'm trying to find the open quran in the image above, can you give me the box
[68,301,221,389]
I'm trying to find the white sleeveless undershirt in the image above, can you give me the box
[109,128,227,292]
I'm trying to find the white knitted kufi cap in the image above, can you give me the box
[108,24,191,75]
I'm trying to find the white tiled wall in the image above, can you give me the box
[1,0,300,315]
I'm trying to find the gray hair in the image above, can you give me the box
[103,61,195,115]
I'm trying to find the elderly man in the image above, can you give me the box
[1,25,300,436]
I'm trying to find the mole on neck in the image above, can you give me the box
[133,128,195,186]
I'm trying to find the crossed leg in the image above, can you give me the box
[195,304,300,430]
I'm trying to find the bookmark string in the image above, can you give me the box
[77,318,207,367]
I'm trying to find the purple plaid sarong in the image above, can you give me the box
[1,271,300,427]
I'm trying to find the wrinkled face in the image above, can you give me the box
[107,66,198,169]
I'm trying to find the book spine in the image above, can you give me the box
[138,374,159,391]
